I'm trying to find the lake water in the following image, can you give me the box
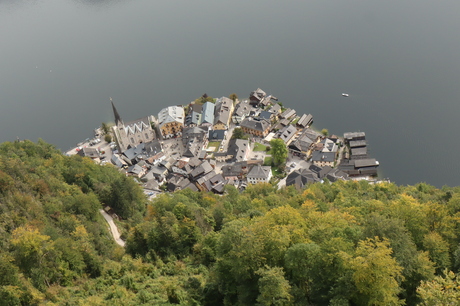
[1,0,460,187]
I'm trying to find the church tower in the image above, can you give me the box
[111,97,124,128]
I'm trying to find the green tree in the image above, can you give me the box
[417,269,460,305]
[101,122,112,135]
[231,127,248,140]
[321,128,329,136]
[343,237,404,306]
[104,134,112,143]
[270,139,288,166]
[229,93,238,103]
[256,266,293,306]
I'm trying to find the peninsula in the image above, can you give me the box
[67,88,383,196]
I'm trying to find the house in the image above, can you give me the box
[190,160,214,180]
[208,173,226,194]
[240,117,271,137]
[148,166,169,181]
[221,161,249,180]
[158,106,185,139]
[232,100,252,124]
[171,158,192,176]
[296,114,313,128]
[208,129,226,142]
[311,151,336,167]
[77,147,100,160]
[249,88,267,106]
[195,170,217,191]
[182,126,209,158]
[344,132,366,144]
[338,158,379,177]
[247,164,272,184]
[185,110,202,127]
[111,154,127,168]
[226,139,250,162]
[268,103,282,115]
[127,164,146,178]
[286,169,318,190]
[277,124,298,145]
[259,110,275,121]
[201,102,215,126]
[288,128,320,157]
[280,108,296,120]
[213,97,234,130]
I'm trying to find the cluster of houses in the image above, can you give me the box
[76,88,380,193]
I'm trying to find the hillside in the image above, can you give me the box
[0,140,459,305]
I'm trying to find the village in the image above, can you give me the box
[67,89,381,197]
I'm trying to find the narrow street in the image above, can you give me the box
[99,209,125,247]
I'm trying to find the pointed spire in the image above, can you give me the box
[111,97,123,126]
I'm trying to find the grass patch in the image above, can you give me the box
[271,167,283,176]
[207,141,221,152]
[253,142,267,152]
[264,156,273,166]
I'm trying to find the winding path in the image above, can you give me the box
[99,209,125,247]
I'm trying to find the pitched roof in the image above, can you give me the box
[201,102,215,124]
[297,114,313,127]
[311,151,336,163]
[286,169,318,189]
[240,117,271,132]
[214,97,233,126]
[247,164,271,179]
[158,106,184,126]
[227,139,249,162]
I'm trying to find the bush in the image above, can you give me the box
[104,134,112,143]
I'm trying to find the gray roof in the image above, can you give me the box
[247,164,271,179]
[286,169,318,189]
[351,147,368,156]
[268,103,281,114]
[186,110,202,126]
[259,111,273,120]
[344,131,366,141]
[349,140,367,148]
[240,117,271,132]
[278,125,298,144]
[354,158,378,168]
[127,164,143,175]
[311,151,336,163]
[78,147,99,159]
[297,114,313,127]
[144,140,163,156]
[214,97,233,126]
[250,88,266,102]
[227,139,249,162]
[201,102,215,124]
[221,161,248,178]
[190,160,213,178]
[280,108,296,119]
[111,154,125,167]
[208,129,226,141]
[233,100,252,117]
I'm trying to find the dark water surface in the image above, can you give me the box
[1,0,460,187]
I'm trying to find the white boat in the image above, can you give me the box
[342,93,349,97]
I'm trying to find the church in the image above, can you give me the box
[110,99,157,152]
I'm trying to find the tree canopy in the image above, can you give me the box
[270,139,288,166]
[1,139,460,305]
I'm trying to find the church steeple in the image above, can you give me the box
[110,97,123,126]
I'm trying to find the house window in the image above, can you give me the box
[131,138,135,143]
[145,133,149,139]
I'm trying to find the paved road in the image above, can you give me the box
[99,209,125,247]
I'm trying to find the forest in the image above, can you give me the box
[0,140,459,305]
